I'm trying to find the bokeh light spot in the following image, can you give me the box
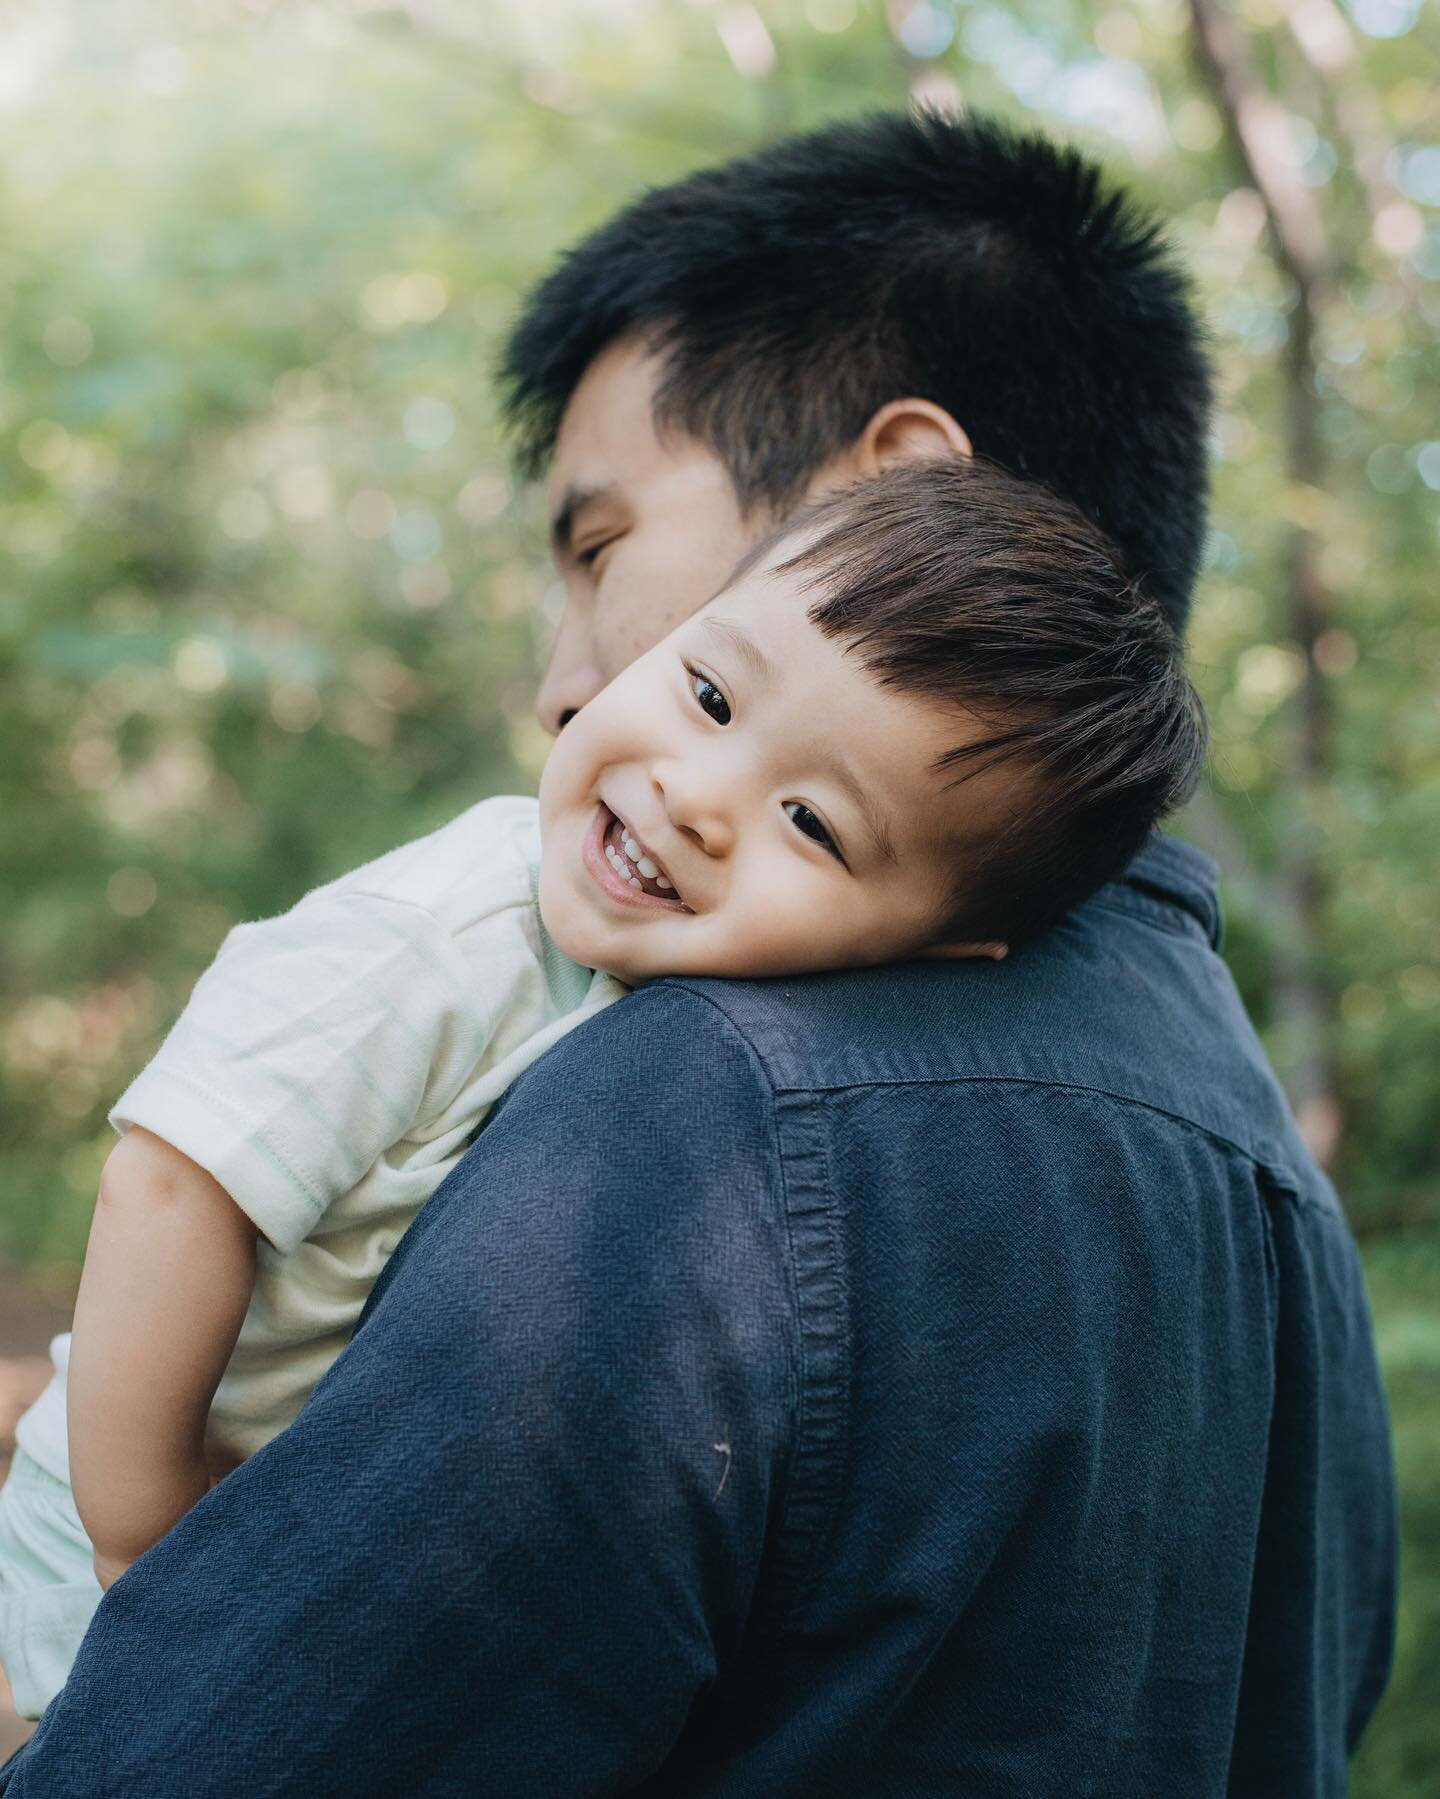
[277,465,334,521]
[270,681,322,733]
[1373,200,1424,255]
[361,271,450,330]
[1237,643,1305,713]
[1400,965,1440,1009]
[402,563,451,610]
[1171,97,1221,153]
[391,506,442,562]
[1344,0,1420,38]
[805,0,856,31]
[456,473,509,524]
[1095,11,1143,58]
[1366,444,1412,494]
[1314,629,1358,676]
[107,867,158,918]
[897,2,955,59]
[174,638,229,694]
[347,488,396,539]
[404,397,456,451]
[18,420,70,473]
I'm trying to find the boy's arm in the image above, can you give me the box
[69,876,520,1583]
[68,1126,258,1586]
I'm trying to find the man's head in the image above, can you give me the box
[504,110,1211,733]
[537,460,1206,987]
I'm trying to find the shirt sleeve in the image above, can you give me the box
[1,986,797,1796]
[110,889,495,1252]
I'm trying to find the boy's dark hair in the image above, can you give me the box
[502,110,1212,628]
[767,460,1206,946]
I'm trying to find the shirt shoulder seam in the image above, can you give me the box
[772,1070,1297,1185]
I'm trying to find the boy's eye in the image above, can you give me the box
[687,667,732,726]
[784,802,842,862]
[575,538,614,570]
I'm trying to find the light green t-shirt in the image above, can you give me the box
[99,794,626,1464]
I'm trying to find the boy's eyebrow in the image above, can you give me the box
[550,483,617,555]
[702,615,778,684]
[823,754,898,866]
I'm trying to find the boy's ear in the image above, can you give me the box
[856,398,974,477]
[920,939,1009,963]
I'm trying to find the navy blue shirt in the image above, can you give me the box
[1,837,1395,1795]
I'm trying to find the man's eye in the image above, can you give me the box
[784,802,842,861]
[687,667,731,726]
[575,538,615,570]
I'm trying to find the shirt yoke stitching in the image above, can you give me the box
[775,1071,1299,1189]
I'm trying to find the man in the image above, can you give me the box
[1,113,1393,1794]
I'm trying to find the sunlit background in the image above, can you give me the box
[1,0,1436,1781]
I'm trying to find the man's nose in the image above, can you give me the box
[536,607,605,737]
[656,760,736,859]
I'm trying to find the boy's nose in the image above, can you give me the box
[654,763,735,859]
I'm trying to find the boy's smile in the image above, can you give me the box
[537,548,1011,986]
[584,804,689,911]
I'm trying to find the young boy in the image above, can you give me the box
[0,459,1203,1718]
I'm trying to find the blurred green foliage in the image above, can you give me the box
[0,0,1436,1782]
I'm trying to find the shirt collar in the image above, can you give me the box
[1118,833,1223,948]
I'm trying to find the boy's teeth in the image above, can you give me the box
[612,819,676,895]
[606,846,639,886]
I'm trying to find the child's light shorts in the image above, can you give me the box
[0,1345,101,1720]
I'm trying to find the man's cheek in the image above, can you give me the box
[597,580,684,674]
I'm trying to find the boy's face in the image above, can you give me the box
[537,553,1010,986]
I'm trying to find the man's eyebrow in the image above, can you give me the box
[702,615,778,684]
[550,483,617,555]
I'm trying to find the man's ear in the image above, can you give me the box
[920,939,1009,963]
[804,398,972,501]
[854,398,973,477]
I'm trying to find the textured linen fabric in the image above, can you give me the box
[0,837,1396,1797]
[0,794,622,1717]
[106,792,620,1465]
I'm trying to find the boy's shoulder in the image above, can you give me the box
[297,794,542,938]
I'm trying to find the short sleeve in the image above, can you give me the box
[110,891,493,1253]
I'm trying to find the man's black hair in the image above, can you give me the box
[501,110,1212,629]
[767,460,1207,946]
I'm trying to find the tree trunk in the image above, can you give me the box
[1188,0,1341,1163]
